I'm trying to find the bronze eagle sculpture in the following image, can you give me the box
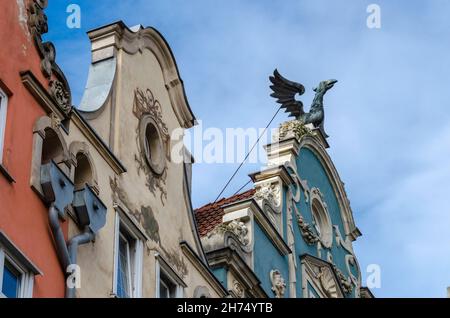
[269,69,337,137]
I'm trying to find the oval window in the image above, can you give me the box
[140,117,165,175]
[311,198,333,248]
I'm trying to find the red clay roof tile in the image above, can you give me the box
[194,189,255,237]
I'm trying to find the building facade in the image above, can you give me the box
[0,1,225,298]
[0,1,368,299]
[195,96,369,298]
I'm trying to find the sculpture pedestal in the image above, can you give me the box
[305,124,330,149]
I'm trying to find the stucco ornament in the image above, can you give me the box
[309,188,333,248]
[318,267,339,298]
[255,182,281,211]
[278,120,312,142]
[28,0,72,114]
[333,225,361,295]
[232,280,244,298]
[333,265,353,294]
[49,80,71,113]
[270,270,286,298]
[296,212,319,245]
[210,220,249,246]
[133,88,170,204]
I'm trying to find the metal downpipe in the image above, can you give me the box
[48,204,71,271]
[66,227,95,298]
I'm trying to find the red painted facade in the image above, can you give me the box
[0,0,66,297]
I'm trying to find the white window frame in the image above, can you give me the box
[0,87,9,164]
[112,210,144,298]
[0,248,34,298]
[155,254,185,298]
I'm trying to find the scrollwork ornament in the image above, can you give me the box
[133,88,170,204]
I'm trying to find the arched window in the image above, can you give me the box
[31,116,70,196]
[41,128,64,164]
[74,152,93,191]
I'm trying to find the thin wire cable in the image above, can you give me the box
[231,180,253,197]
[214,106,282,203]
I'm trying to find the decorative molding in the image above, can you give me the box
[86,22,196,128]
[309,187,333,249]
[205,247,268,298]
[249,165,295,187]
[333,225,354,255]
[133,88,169,204]
[232,280,244,298]
[27,0,72,115]
[296,211,319,245]
[49,80,71,113]
[278,120,312,142]
[222,199,291,256]
[209,220,250,246]
[254,182,281,212]
[317,266,340,298]
[333,265,353,295]
[299,135,360,239]
[301,254,344,298]
[269,269,286,298]
[180,242,229,298]
[21,71,66,121]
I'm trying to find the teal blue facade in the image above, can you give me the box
[203,134,362,298]
[244,138,361,298]
[253,222,290,297]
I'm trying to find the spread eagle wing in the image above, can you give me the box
[269,69,305,118]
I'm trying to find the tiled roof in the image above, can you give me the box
[194,189,256,237]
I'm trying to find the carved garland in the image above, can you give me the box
[133,88,170,204]
[28,0,72,114]
[296,212,319,245]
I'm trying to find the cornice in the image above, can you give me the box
[180,241,229,297]
[21,70,67,122]
[206,247,268,298]
[86,21,196,129]
[71,108,127,175]
[222,199,291,256]
[249,164,295,186]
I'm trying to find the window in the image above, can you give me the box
[155,256,185,298]
[0,232,40,298]
[309,188,333,248]
[0,88,9,163]
[117,232,136,298]
[311,199,333,248]
[159,272,177,298]
[140,117,165,175]
[113,211,144,298]
[73,152,93,191]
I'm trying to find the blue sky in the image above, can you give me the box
[45,1,450,297]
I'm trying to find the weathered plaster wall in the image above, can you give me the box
[0,0,66,297]
[65,25,223,298]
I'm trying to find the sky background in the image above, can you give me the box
[45,1,450,297]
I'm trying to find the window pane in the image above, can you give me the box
[117,236,130,298]
[159,280,169,298]
[2,262,20,298]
